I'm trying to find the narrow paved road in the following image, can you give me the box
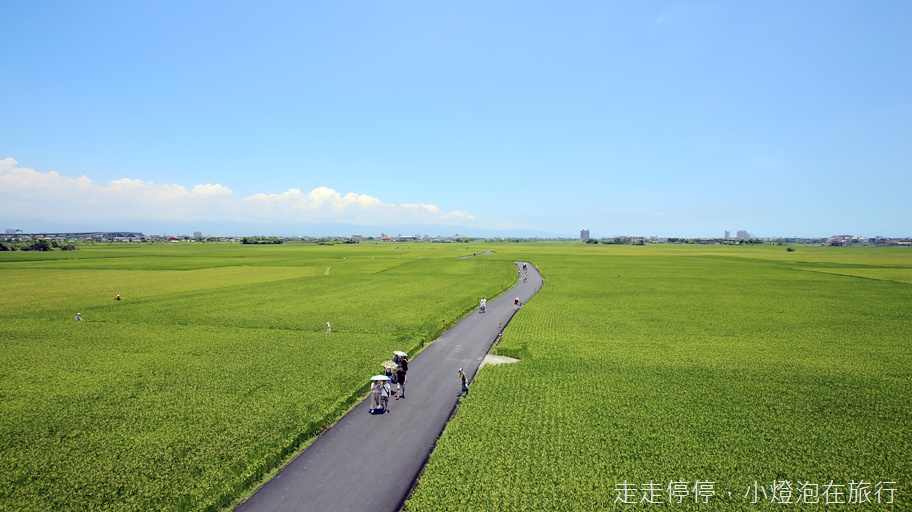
[235,261,543,512]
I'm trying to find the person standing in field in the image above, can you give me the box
[396,365,407,399]
[113,294,121,301]
[326,321,332,332]
[75,312,82,322]
[459,368,469,396]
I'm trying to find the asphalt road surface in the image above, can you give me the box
[235,261,543,512]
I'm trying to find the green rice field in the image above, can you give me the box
[406,244,912,510]
[0,242,515,511]
[2,242,910,511]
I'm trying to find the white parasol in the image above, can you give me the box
[370,375,390,381]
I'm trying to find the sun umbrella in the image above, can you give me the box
[393,350,408,358]
[382,360,398,370]
[370,375,390,381]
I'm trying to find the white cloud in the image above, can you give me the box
[0,158,93,198]
[402,203,441,216]
[191,183,233,197]
[241,186,468,225]
[0,158,479,228]
[438,210,476,222]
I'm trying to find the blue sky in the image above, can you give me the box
[2,1,910,238]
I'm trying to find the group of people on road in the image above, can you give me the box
[370,263,533,414]
[370,379,391,413]
[371,353,408,413]
[518,263,530,283]
[368,352,473,413]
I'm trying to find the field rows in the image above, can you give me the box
[406,245,912,510]
[0,243,515,511]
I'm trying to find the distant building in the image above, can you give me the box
[724,230,730,239]
[193,231,202,239]
[5,231,144,241]
[737,230,750,239]
[827,235,855,246]
[580,229,590,240]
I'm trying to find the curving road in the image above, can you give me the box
[235,261,543,512]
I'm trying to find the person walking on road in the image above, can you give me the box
[459,368,469,396]
[370,380,381,411]
[396,365,407,399]
[380,380,391,412]
[480,297,486,313]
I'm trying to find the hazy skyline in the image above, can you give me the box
[2,1,910,238]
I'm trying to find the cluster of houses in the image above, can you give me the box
[2,231,148,242]
[825,235,912,246]
[2,230,477,244]
[6,229,911,247]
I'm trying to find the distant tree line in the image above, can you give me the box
[592,237,646,245]
[0,239,78,251]
[240,236,284,245]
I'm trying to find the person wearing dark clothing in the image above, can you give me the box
[396,366,407,399]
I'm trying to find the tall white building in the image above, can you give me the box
[580,229,590,240]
